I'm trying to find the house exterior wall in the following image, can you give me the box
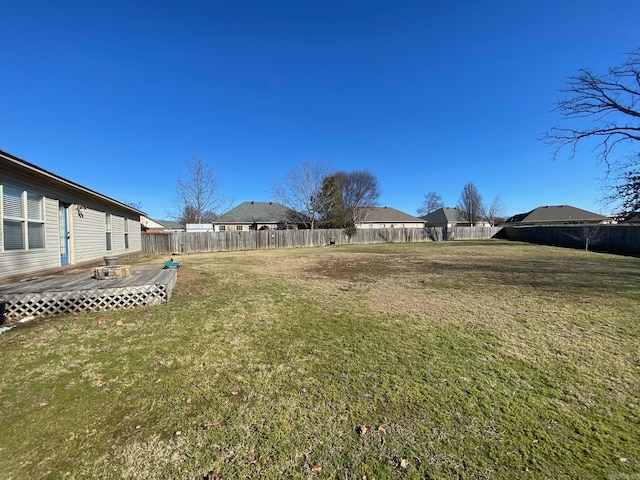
[357,222,425,229]
[0,196,61,280]
[128,218,142,253]
[70,207,140,264]
[214,222,287,231]
[1,158,142,282]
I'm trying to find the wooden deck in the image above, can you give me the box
[0,266,178,323]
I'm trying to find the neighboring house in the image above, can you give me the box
[420,207,480,227]
[141,216,184,233]
[356,206,425,229]
[1,149,144,283]
[214,201,301,231]
[503,205,610,225]
[186,223,214,232]
[158,220,185,232]
[140,216,165,232]
[620,213,640,224]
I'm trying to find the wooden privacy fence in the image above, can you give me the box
[142,226,502,255]
[500,224,640,255]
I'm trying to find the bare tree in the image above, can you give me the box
[271,160,334,230]
[175,152,228,223]
[564,225,607,251]
[178,205,204,225]
[607,169,640,220]
[417,191,444,216]
[122,199,143,212]
[544,49,640,169]
[334,170,381,226]
[484,195,505,226]
[457,182,484,226]
[543,48,640,217]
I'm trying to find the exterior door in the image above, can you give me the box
[59,203,70,266]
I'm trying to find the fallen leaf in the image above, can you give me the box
[91,379,105,388]
[205,470,220,480]
[186,397,192,404]
[400,458,409,469]
[38,402,48,407]
[377,425,386,433]
[357,425,369,436]
[310,463,322,473]
[115,320,124,326]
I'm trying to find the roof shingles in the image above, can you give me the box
[217,201,299,224]
[360,206,424,224]
[505,205,607,224]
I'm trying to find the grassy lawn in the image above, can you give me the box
[0,240,639,479]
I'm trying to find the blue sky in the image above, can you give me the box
[2,0,639,220]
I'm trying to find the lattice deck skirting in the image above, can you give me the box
[0,269,177,323]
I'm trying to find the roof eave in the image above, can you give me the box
[1,149,146,217]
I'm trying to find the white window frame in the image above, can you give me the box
[124,217,129,249]
[105,213,112,251]
[1,184,46,251]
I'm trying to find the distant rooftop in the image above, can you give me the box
[361,206,424,223]
[504,205,607,224]
[155,220,184,230]
[217,201,300,223]
[420,207,465,224]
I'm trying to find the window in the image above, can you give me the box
[219,225,226,231]
[2,185,45,251]
[236,225,243,231]
[105,213,112,251]
[124,218,129,249]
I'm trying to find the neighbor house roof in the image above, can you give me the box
[156,220,184,230]
[420,207,465,225]
[1,148,145,217]
[504,205,608,224]
[140,216,165,230]
[360,206,425,224]
[217,201,300,224]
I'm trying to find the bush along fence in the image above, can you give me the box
[141,226,503,255]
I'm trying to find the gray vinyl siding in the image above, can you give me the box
[1,152,143,281]
[111,216,125,251]
[72,208,108,263]
[108,215,141,253]
[127,219,142,252]
[72,208,141,264]
[0,197,61,280]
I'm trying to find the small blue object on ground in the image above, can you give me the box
[163,258,182,269]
